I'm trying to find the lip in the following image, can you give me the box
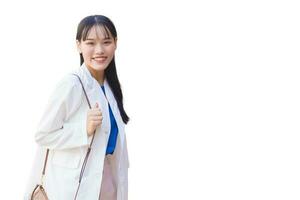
[93,56,107,63]
[93,56,107,59]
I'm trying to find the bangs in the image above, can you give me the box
[81,24,113,41]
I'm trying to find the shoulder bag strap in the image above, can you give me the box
[71,73,98,200]
[39,73,98,200]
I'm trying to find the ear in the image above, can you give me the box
[76,40,82,54]
[114,37,118,50]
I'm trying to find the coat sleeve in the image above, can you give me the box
[34,74,89,150]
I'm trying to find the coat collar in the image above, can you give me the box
[75,62,124,128]
[78,62,108,91]
[71,62,126,162]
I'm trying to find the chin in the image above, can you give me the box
[90,64,108,71]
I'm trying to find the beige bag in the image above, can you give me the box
[31,184,49,200]
[30,148,49,200]
[30,74,99,200]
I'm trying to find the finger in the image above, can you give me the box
[94,102,102,111]
[90,103,101,112]
[89,109,102,115]
[91,111,102,117]
[90,116,103,121]
[92,120,102,126]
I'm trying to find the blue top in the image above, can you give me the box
[101,85,119,155]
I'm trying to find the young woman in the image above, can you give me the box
[24,15,130,200]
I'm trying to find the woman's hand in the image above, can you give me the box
[86,102,103,136]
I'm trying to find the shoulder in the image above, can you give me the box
[49,72,84,101]
[57,73,81,88]
[56,68,87,89]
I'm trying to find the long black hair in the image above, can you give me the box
[76,15,130,124]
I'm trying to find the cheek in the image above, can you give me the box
[107,46,116,56]
[82,49,94,59]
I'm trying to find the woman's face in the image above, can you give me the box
[76,25,117,72]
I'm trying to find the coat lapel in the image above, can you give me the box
[75,63,126,164]
[103,79,126,155]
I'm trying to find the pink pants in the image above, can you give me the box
[99,154,117,200]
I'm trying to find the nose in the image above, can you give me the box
[95,43,104,54]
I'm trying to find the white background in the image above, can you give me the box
[0,0,299,199]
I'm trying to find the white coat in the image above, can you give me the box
[24,63,130,200]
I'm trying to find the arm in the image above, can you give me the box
[34,74,89,150]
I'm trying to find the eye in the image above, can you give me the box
[104,41,112,44]
[87,42,94,45]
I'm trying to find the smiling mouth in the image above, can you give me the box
[93,57,106,61]
[93,57,107,62]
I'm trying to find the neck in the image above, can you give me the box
[87,65,105,85]
[96,74,104,86]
